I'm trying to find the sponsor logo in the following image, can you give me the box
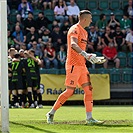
[74,88,84,94]
[46,88,84,95]
[40,84,44,94]
[47,88,65,95]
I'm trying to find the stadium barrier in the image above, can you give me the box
[40,74,110,101]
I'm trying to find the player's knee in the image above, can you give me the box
[84,86,93,101]
[115,58,120,63]
[63,89,74,98]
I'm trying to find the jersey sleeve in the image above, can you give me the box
[69,27,80,39]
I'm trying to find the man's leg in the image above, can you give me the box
[46,65,79,123]
[79,70,104,125]
[82,83,104,125]
[53,88,74,111]
[114,58,120,68]
[103,59,108,68]
[27,87,34,107]
[82,83,93,120]
[79,69,93,120]
[46,87,75,123]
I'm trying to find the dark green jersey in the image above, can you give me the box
[35,56,40,76]
[8,57,12,80]
[20,58,26,77]
[11,59,23,81]
[23,58,38,79]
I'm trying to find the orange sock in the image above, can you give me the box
[53,89,74,110]
[83,86,93,112]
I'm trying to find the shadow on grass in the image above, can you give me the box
[10,121,57,133]
[84,124,133,128]
[54,120,133,127]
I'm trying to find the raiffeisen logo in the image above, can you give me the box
[40,84,44,94]
[46,88,84,95]
[74,88,84,94]
[46,88,65,94]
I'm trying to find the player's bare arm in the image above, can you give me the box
[71,36,98,64]
[71,36,82,53]
[71,37,105,64]
[37,58,42,65]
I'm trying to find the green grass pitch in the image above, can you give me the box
[9,106,133,133]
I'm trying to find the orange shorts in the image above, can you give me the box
[65,65,90,87]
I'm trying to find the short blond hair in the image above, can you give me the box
[78,10,92,19]
[79,10,92,16]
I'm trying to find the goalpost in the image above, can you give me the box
[0,0,10,132]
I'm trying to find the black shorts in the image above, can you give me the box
[12,80,23,90]
[108,60,114,63]
[22,76,27,89]
[8,79,12,90]
[37,75,41,90]
[26,78,38,88]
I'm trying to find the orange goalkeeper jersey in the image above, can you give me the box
[66,23,88,66]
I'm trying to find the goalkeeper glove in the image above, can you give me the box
[95,57,106,64]
[80,51,98,64]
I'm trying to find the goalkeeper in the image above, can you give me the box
[46,10,104,124]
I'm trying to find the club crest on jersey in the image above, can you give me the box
[70,80,74,85]
[71,30,77,34]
